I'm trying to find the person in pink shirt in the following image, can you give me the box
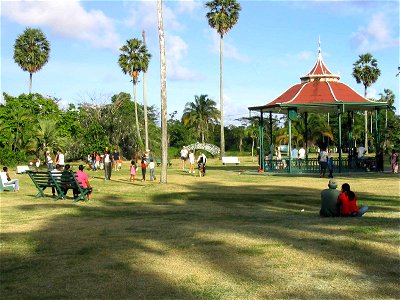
[75,165,92,200]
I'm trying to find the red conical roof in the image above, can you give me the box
[248,41,385,113]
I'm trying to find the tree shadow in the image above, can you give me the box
[1,179,399,298]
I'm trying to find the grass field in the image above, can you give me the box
[1,157,399,299]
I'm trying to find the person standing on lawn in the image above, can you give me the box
[104,147,112,180]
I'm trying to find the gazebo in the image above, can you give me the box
[248,42,388,173]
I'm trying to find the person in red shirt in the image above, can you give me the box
[337,183,368,217]
[75,165,92,200]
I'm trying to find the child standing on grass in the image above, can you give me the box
[141,158,147,182]
[118,158,122,171]
[149,158,156,181]
[130,160,136,182]
[328,156,334,178]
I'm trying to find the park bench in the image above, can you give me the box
[0,173,15,192]
[154,158,172,167]
[26,171,88,202]
[222,156,240,165]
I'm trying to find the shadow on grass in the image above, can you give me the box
[1,179,399,299]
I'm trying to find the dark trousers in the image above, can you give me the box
[104,162,112,180]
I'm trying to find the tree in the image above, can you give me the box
[352,53,381,153]
[157,0,168,184]
[182,95,220,143]
[13,27,50,94]
[379,89,396,149]
[206,0,241,158]
[118,38,151,149]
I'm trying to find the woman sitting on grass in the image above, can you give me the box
[337,183,368,217]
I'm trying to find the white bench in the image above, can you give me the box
[222,156,240,165]
[16,165,30,174]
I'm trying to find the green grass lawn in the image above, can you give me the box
[1,157,399,299]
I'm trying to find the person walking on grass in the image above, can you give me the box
[390,149,398,173]
[130,160,137,182]
[188,150,195,174]
[141,158,147,182]
[149,158,156,181]
[104,147,112,180]
[319,147,328,178]
[337,183,368,217]
[180,146,189,170]
[328,156,334,178]
[197,151,207,177]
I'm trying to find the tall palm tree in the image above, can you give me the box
[379,89,395,149]
[206,0,241,158]
[182,95,220,143]
[13,27,50,94]
[142,30,149,151]
[118,38,151,149]
[352,53,381,153]
[157,0,168,184]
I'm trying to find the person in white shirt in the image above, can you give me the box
[56,150,65,167]
[298,145,306,169]
[1,167,19,191]
[148,158,156,181]
[180,146,189,170]
[188,150,195,174]
[291,146,298,166]
[319,147,329,178]
[357,145,366,159]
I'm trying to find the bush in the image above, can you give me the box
[0,149,28,167]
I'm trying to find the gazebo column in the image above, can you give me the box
[288,113,292,173]
[269,112,273,170]
[304,112,309,166]
[347,111,353,168]
[259,112,265,170]
[338,107,342,173]
[375,108,380,153]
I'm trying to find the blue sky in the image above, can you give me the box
[1,0,399,123]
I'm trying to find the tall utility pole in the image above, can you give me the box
[142,30,149,151]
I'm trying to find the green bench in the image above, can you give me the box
[26,171,89,202]
[154,158,172,167]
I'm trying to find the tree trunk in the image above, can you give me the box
[251,138,254,162]
[157,0,168,184]
[219,36,225,158]
[364,86,368,154]
[133,82,143,148]
[29,73,33,94]
[142,30,149,151]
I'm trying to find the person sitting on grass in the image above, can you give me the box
[337,183,368,217]
[320,178,340,217]
[74,165,92,201]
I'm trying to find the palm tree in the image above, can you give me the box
[182,95,220,143]
[118,38,151,149]
[352,53,381,153]
[157,0,168,184]
[379,89,395,149]
[142,30,150,151]
[13,27,50,94]
[206,0,241,158]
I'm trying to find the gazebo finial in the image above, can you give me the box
[318,36,321,54]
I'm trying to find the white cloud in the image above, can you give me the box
[366,87,378,100]
[209,30,250,63]
[166,34,202,81]
[123,1,184,32]
[351,13,399,51]
[176,0,202,14]
[2,0,120,51]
